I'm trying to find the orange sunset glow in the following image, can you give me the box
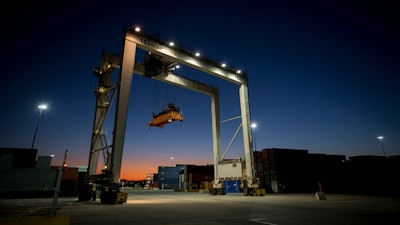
[119,156,214,180]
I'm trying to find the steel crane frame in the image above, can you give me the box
[88,28,255,188]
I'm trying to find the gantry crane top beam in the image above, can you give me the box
[125,29,248,85]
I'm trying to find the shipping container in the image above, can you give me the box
[223,180,241,193]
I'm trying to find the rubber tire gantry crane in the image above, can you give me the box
[83,27,262,203]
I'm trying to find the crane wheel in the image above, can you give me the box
[217,188,225,195]
[243,187,249,196]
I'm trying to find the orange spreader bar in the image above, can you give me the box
[148,110,184,128]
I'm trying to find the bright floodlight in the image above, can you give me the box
[221,63,226,67]
[31,104,48,149]
[251,122,257,151]
[377,136,387,157]
[134,26,141,32]
[38,104,47,110]
[195,52,200,57]
[169,42,174,46]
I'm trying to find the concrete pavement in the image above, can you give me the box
[1,190,399,225]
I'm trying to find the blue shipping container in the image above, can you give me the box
[224,180,240,193]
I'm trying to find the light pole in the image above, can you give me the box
[251,122,257,151]
[31,104,47,149]
[377,136,387,157]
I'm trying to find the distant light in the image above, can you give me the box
[50,154,54,157]
[175,65,180,69]
[169,42,175,47]
[251,123,257,129]
[195,52,200,57]
[38,104,47,110]
[377,136,384,141]
[134,26,141,32]
[237,70,242,74]
[221,63,226,67]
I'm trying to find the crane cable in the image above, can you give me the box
[153,81,160,115]
[153,81,181,114]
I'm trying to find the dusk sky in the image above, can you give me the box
[1,1,399,180]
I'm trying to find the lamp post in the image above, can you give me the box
[31,104,47,149]
[377,136,387,157]
[251,122,257,151]
[49,149,68,217]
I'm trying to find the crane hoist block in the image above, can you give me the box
[144,54,163,77]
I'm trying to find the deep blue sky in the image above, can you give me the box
[1,1,399,179]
